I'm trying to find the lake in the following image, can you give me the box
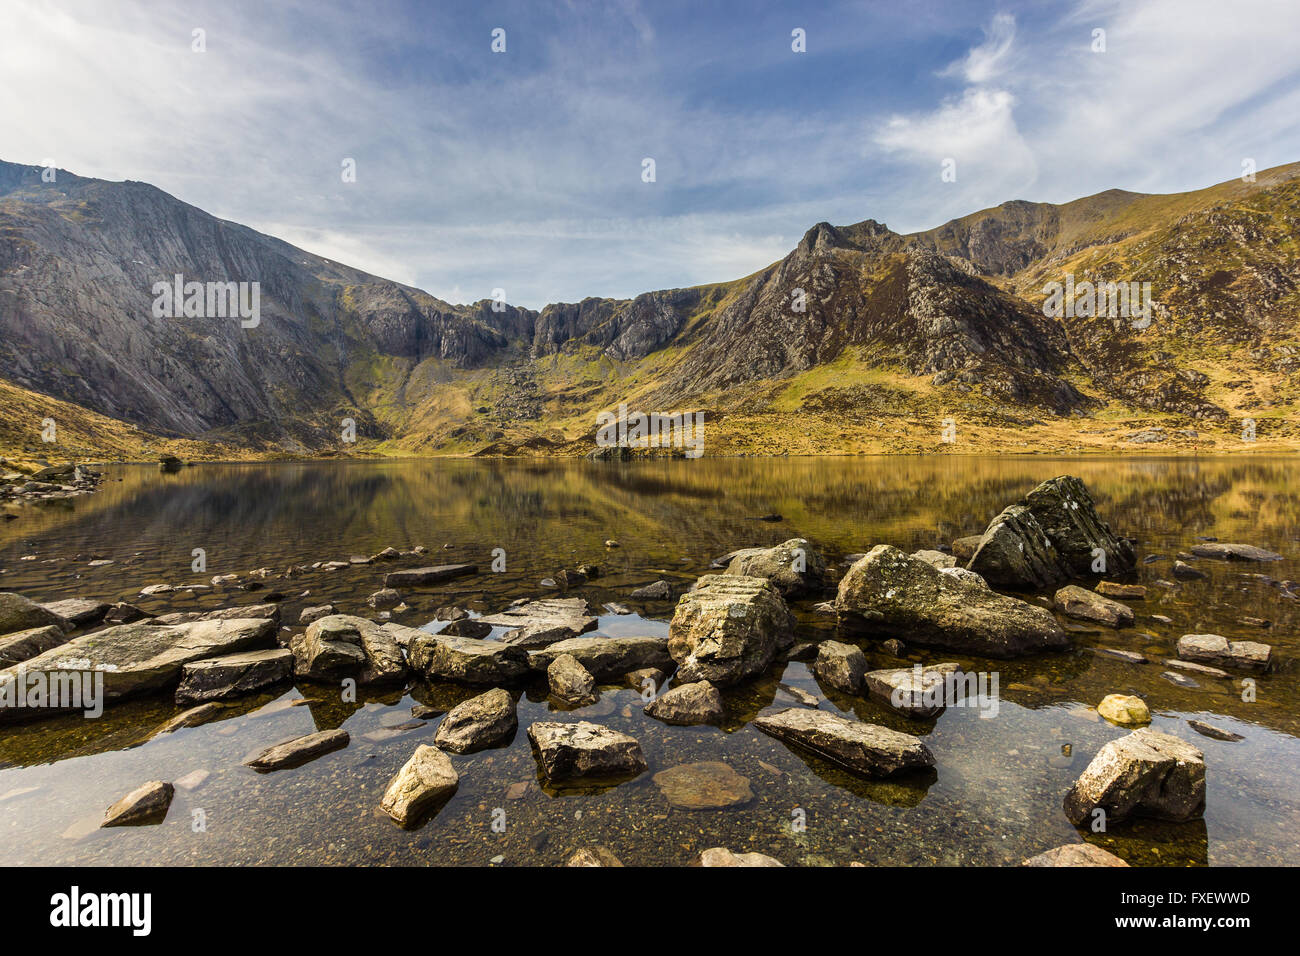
[1,455,1297,866]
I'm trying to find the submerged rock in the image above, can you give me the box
[723,538,827,597]
[1021,844,1129,867]
[527,720,648,783]
[243,728,350,771]
[644,680,724,725]
[1095,582,1146,600]
[1190,543,1283,562]
[1176,634,1271,672]
[1053,585,1134,628]
[697,847,784,867]
[668,575,795,685]
[433,688,518,753]
[479,598,598,648]
[102,781,174,827]
[175,648,294,705]
[566,847,624,867]
[753,707,934,778]
[966,476,1136,589]
[1063,728,1205,825]
[652,761,753,810]
[836,545,1067,658]
[380,744,459,827]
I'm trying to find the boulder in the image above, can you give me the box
[1021,844,1129,867]
[433,688,518,753]
[383,564,478,588]
[1176,634,1271,673]
[836,545,1068,658]
[0,618,275,723]
[950,536,983,562]
[175,648,294,704]
[0,592,67,635]
[911,549,956,569]
[406,632,530,685]
[478,598,598,648]
[863,663,963,718]
[652,761,753,810]
[1053,585,1134,628]
[548,653,597,705]
[527,721,648,783]
[102,781,174,827]
[1190,543,1283,562]
[290,615,406,683]
[644,680,724,725]
[812,641,867,694]
[668,575,795,685]
[299,605,335,625]
[723,538,827,597]
[1095,582,1146,600]
[630,581,671,600]
[379,745,459,827]
[697,847,783,867]
[1096,694,1151,726]
[153,604,281,625]
[1063,728,1205,825]
[38,599,108,629]
[1172,560,1206,580]
[243,728,350,771]
[0,625,70,666]
[753,707,934,778]
[528,636,672,680]
[967,476,1135,589]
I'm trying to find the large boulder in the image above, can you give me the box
[0,625,70,666]
[668,575,795,685]
[528,636,672,680]
[527,721,648,783]
[967,476,1136,589]
[406,632,530,685]
[0,618,275,723]
[290,615,405,683]
[0,592,68,636]
[812,641,867,694]
[379,745,459,827]
[723,538,827,597]
[644,680,724,726]
[1176,634,1271,673]
[547,653,597,705]
[1063,728,1205,825]
[433,688,518,753]
[175,648,294,704]
[836,545,1068,658]
[477,598,598,648]
[753,707,934,778]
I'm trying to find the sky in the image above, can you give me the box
[3,0,1299,309]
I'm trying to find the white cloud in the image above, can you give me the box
[941,11,1016,84]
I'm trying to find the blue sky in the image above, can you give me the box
[3,0,1300,308]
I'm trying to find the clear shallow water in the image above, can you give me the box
[1,455,1298,866]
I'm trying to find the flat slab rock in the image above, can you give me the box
[176,647,294,705]
[653,761,754,810]
[1176,633,1271,672]
[1063,728,1205,825]
[722,538,827,597]
[243,728,350,771]
[753,707,934,778]
[0,624,70,667]
[1021,844,1129,867]
[478,598,598,648]
[1190,543,1283,562]
[0,617,276,723]
[836,545,1067,658]
[383,564,478,588]
[527,720,648,783]
[404,630,530,685]
[379,744,459,827]
[0,592,69,635]
[863,662,963,718]
[528,635,672,680]
[38,598,108,628]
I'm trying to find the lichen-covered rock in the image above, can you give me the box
[753,707,934,778]
[723,538,827,597]
[1053,585,1134,628]
[478,598,598,648]
[527,721,647,783]
[547,653,597,705]
[528,636,672,680]
[379,744,459,827]
[863,662,963,718]
[1063,728,1205,825]
[668,575,795,685]
[405,631,530,685]
[812,641,867,694]
[433,688,518,753]
[290,615,405,683]
[644,680,724,725]
[836,545,1067,658]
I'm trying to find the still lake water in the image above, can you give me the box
[1,455,1297,866]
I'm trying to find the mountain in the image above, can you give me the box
[1,158,1297,459]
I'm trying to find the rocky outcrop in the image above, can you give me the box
[1053,585,1134,628]
[527,721,648,783]
[290,615,405,683]
[433,688,518,753]
[753,708,934,778]
[644,680,724,726]
[406,632,530,685]
[175,647,294,704]
[723,538,827,597]
[967,476,1136,589]
[380,745,459,827]
[1063,728,1205,825]
[528,636,672,680]
[479,598,598,648]
[1176,634,1272,672]
[836,545,1068,658]
[244,729,350,771]
[668,575,795,685]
